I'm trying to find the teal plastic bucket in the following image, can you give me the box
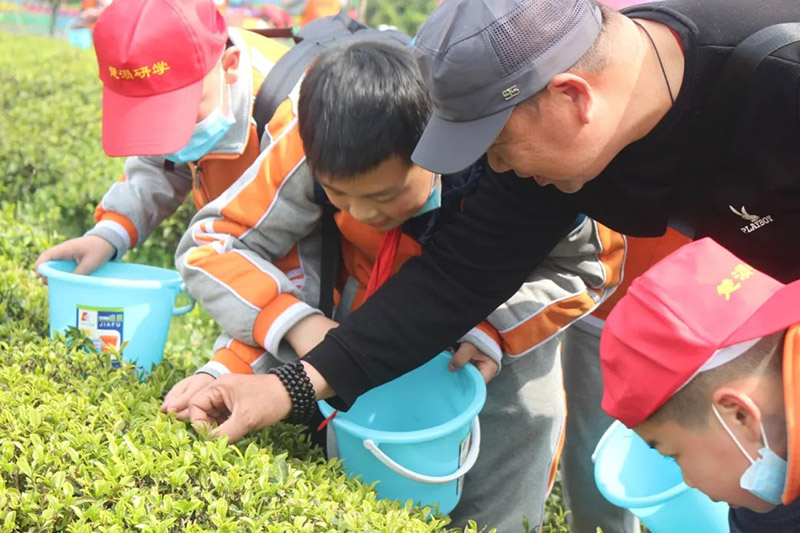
[593,421,730,532]
[319,352,486,515]
[66,27,93,49]
[38,260,194,373]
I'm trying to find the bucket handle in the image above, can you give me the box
[362,417,481,485]
[172,283,196,316]
[591,420,620,464]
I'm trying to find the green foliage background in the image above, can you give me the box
[0,31,571,532]
[365,0,437,36]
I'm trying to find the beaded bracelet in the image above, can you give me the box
[268,361,316,424]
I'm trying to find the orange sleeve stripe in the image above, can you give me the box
[500,293,596,356]
[206,218,251,239]
[253,292,304,349]
[475,321,502,346]
[595,223,626,289]
[594,229,690,320]
[185,246,279,309]
[267,98,296,140]
[220,123,305,229]
[96,211,139,246]
[210,347,256,375]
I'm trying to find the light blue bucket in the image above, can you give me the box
[67,27,93,49]
[593,421,730,532]
[319,352,486,515]
[38,260,194,373]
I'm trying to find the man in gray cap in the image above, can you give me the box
[184,1,800,532]
[410,1,800,533]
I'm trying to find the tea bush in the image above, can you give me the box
[0,31,574,532]
[0,209,468,531]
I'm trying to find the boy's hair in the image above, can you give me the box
[297,40,432,180]
[649,331,786,428]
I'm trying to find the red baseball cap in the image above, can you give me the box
[93,0,228,157]
[601,238,800,428]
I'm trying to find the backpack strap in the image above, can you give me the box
[671,23,800,236]
[706,23,800,157]
[252,12,411,140]
[313,181,340,319]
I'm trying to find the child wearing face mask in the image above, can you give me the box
[34,0,289,277]
[599,237,800,532]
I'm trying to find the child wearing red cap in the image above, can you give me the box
[600,238,800,531]
[35,0,289,277]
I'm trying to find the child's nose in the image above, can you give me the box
[348,200,379,224]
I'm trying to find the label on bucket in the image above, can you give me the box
[77,305,124,364]
[456,430,472,496]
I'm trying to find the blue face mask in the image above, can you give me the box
[413,174,442,217]
[165,65,234,164]
[712,404,787,505]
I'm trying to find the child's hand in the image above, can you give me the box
[162,373,216,420]
[448,342,499,384]
[35,235,116,283]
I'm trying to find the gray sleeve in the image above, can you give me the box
[86,156,193,258]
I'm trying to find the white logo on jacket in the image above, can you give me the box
[729,205,774,234]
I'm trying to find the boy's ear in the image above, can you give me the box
[546,72,594,125]
[712,387,763,445]
[221,47,241,85]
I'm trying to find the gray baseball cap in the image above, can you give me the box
[412,0,603,174]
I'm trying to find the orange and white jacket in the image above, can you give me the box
[174,95,627,379]
[85,29,289,258]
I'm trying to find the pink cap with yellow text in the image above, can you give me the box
[601,238,800,427]
[93,0,227,156]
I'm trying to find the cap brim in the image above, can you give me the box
[101,81,204,157]
[727,279,800,345]
[412,106,513,174]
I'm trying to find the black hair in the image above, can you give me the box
[298,40,432,180]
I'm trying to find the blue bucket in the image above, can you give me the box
[66,27,93,49]
[319,352,486,515]
[38,260,194,373]
[593,421,730,532]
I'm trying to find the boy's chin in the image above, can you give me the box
[734,500,779,513]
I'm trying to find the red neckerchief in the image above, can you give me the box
[364,226,404,298]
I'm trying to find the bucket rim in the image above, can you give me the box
[38,260,183,290]
[318,352,487,444]
[594,421,692,508]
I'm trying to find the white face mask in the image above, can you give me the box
[712,403,787,505]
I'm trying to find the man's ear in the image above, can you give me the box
[221,47,241,85]
[546,72,594,124]
[712,387,763,446]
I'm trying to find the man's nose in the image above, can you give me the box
[486,149,511,173]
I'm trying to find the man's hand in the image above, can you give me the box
[188,373,293,442]
[284,314,339,357]
[35,235,116,282]
[448,342,499,383]
[161,373,216,420]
